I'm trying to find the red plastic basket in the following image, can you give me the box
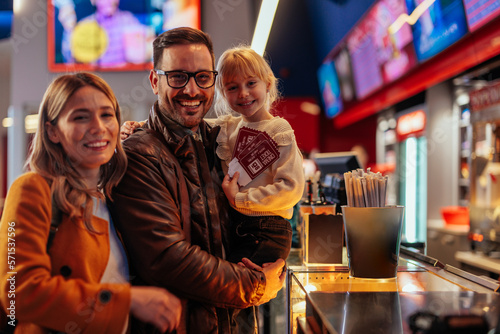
[440,206,469,225]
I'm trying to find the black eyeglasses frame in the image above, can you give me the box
[155,70,218,89]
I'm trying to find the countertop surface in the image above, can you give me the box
[288,248,500,333]
[456,250,500,274]
[306,290,498,334]
[427,219,469,235]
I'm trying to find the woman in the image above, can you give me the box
[0,73,180,333]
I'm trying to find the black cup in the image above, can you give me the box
[341,206,405,279]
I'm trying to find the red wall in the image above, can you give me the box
[275,96,377,167]
[319,112,377,167]
[275,97,321,154]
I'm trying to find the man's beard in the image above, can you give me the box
[159,94,212,130]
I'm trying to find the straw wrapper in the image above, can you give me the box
[344,169,388,207]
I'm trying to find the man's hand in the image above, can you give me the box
[222,172,240,207]
[240,258,286,305]
[130,286,182,333]
[120,120,144,141]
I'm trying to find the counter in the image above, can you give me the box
[427,220,500,277]
[286,247,500,333]
[456,251,500,278]
[427,219,469,267]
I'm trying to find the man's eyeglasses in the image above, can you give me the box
[155,70,218,89]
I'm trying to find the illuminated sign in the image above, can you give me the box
[396,109,426,141]
[469,81,500,112]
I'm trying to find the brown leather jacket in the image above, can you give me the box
[110,103,265,334]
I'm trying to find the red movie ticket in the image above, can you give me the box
[237,138,279,179]
[233,127,261,157]
[228,131,279,182]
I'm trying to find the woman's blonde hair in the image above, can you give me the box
[26,72,127,231]
[214,45,280,116]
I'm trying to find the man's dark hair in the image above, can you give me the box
[153,27,215,70]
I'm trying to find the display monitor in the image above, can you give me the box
[313,152,361,178]
[334,46,357,106]
[462,0,500,32]
[0,1,12,40]
[317,60,343,118]
[314,152,362,209]
[405,0,468,63]
[347,0,418,99]
[48,0,200,72]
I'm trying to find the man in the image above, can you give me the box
[110,27,285,333]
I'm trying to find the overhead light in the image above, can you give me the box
[251,0,280,56]
[457,93,470,106]
[300,101,321,116]
[378,119,389,132]
[13,0,24,14]
[2,117,13,128]
[25,114,39,133]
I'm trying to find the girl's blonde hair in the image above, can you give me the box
[26,72,127,231]
[214,45,279,116]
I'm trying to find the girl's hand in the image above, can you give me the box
[130,286,181,333]
[222,172,240,206]
[120,121,144,141]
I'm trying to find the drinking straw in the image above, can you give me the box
[344,172,354,207]
[361,178,370,207]
[355,177,365,207]
[352,173,360,207]
[373,172,380,207]
[365,173,376,207]
[344,168,389,207]
[379,177,388,207]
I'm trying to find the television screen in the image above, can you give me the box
[347,0,418,99]
[462,0,500,32]
[347,21,384,100]
[48,0,201,72]
[405,0,468,63]
[0,1,13,40]
[334,47,357,105]
[317,61,343,118]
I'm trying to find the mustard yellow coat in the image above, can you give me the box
[0,172,131,333]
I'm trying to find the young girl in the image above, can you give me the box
[214,45,305,266]
[0,73,180,333]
